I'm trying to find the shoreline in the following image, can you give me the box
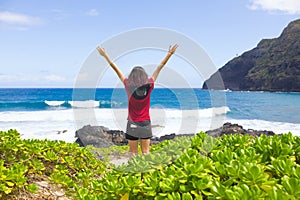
[2,118,300,144]
[75,122,285,149]
[78,122,291,166]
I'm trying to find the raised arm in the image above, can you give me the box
[152,44,178,82]
[96,46,125,83]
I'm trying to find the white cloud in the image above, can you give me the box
[85,9,99,16]
[248,0,300,14]
[0,11,42,30]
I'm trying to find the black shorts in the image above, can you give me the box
[125,120,152,140]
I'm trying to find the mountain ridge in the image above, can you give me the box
[202,19,300,92]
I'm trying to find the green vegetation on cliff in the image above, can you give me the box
[203,19,300,92]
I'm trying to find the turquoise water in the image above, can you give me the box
[0,88,299,123]
[0,88,299,141]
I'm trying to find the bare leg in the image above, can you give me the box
[140,139,150,155]
[128,139,139,158]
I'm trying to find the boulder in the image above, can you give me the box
[75,125,114,148]
[75,123,276,148]
[206,122,275,137]
[106,129,127,145]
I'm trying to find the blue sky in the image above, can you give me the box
[1,0,300,88]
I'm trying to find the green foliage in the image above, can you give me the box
[87,143,129,162]
[204,19,300,92]
[0,129,106,199]
[73,132,300,199]
[1,129,300,199]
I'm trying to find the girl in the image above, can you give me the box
[97,44,178,156]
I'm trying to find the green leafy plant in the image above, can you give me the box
[0,129,107,199]
[1,130,300,199]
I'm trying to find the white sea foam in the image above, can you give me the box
[226,118,300,137]
[68,100,100,108]
[44,100,121,108]
[0,107,299,143]
[100,100,122,106]
[44,100,65,107]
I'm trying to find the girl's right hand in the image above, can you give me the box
[168,44,179,54]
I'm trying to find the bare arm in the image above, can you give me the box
[152,44,178,82]
[96,46,125,83]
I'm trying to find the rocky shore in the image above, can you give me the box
[75,122,276,148]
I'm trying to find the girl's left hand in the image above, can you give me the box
[96,46,107,57]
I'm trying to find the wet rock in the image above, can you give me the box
[75,125,127,148]
[153,133,176,141]
[75,125,114,148]
[206,122,275,137]
[75,123,276,149]
[106,129,127,145]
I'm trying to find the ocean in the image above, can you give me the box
[0,88,300,143]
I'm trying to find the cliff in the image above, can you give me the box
[202,19,300,92]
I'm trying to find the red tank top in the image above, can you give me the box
[124,77,154,122]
